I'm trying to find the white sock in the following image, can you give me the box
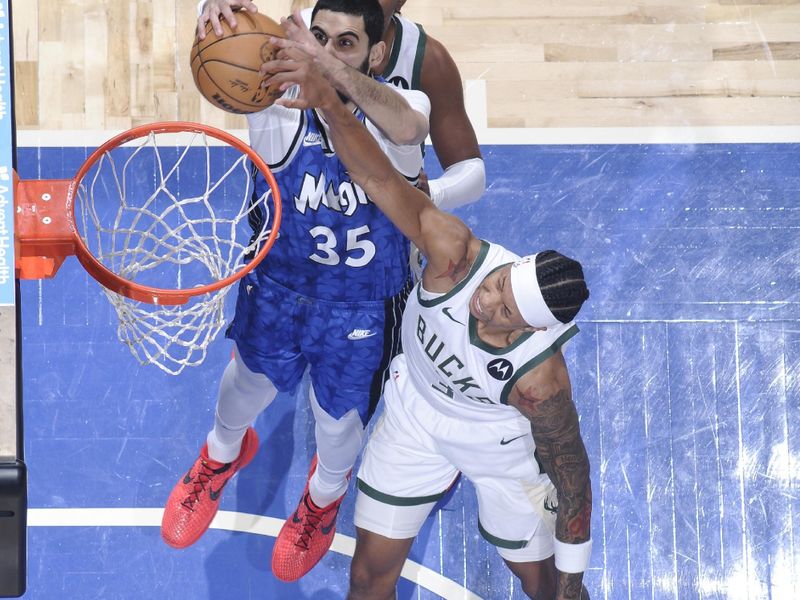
[307,386,365,507]
[206,346,277,463]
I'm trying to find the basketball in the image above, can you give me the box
[190,11,286,114]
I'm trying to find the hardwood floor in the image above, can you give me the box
[11,0,800,131]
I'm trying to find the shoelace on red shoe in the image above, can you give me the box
[181,460,229,511]
[295,495,325,550]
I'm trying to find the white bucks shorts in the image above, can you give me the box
[355,355,559,562]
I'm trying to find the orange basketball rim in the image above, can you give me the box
[14,121,282,305]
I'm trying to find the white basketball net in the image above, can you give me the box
[73,130,276,375]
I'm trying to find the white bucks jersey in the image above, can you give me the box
[382,14,426,91]
[402,241,579,422]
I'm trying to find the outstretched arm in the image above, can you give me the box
[508,352,592,600]
[270,11,429,146]
[263,55,475,291]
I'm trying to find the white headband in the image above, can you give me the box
[509,254,561,328]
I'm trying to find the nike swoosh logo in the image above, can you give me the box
[209,478,229,501]
[320,506,340,535]
[500,434,527,446]
[544,498,559,514]
[442,307,463,325]
[348,330,377,340]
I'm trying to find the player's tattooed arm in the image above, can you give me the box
[508,354,592,600]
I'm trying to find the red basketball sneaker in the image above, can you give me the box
[161,427,259,549]
[271,455,348,581]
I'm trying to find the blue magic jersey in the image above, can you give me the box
[246,85,427,302]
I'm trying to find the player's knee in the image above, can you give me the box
[504,556,557,600]
[317,409,364,444]
[520,579,554,600]
[515,569,555,600]
[348,560,395,599]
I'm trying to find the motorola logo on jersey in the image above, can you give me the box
[388,75,410,89]
[487,358,514,381]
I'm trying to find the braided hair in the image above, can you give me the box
[536,250,590,323]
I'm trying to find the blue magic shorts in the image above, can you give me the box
[226,270,411,425]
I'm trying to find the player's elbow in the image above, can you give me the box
[391,114,429,146]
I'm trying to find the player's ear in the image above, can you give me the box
[368,40,386,71]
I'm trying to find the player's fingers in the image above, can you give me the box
[197,15,209,40]
[242,0,259,13]
[259,57,301,74]
[275,97,309,110]
[268,39,309,63]
[219,5,238,30]
[268,36,294,51]
[259,61,280,77]
[259,60,302,81]
[290,10,311,34]
[208,11,225,36]
[261,70,300,89]
[280,15,298,32]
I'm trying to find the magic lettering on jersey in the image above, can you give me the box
[416,315,495,405]
[294,172,371,217]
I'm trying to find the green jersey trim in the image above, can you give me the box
[357,478,446,506]
[499,324,580,406]
[411,23,427,89]
[384,15,404,77]
[478,520,528,550]
[417,240,490,308]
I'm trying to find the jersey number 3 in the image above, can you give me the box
[308,225,376,267]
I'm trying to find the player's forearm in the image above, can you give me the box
[539,450,591,599]
[331,66,428,145]
[536,433,592,599]
[319,97,428,244]
[557,572,587,600]
[537,433,592,545]
[517,383,592,599]
[427,157,485,209]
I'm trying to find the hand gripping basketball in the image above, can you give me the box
[191,11,286,114]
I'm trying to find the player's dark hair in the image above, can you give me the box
[536,250,590,323]
[312,0,385,47]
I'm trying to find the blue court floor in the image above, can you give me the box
[15,142,800,599]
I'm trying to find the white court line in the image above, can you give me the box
[17,124,800,148]
[27,507,482,600]
[16,79,800,148]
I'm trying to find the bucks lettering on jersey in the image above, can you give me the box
[402,241,579,422]
[251,108,412,302]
